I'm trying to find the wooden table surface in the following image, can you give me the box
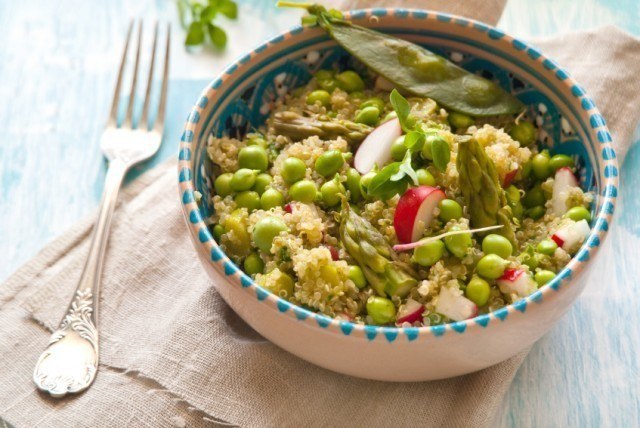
[1,0,638,425]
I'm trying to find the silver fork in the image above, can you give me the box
[33,20,170,398]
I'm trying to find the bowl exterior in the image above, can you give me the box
[178,9,618,381]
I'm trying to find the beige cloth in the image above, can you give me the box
[2,2,640,427]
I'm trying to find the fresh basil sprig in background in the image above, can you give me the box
[177,0,238,49]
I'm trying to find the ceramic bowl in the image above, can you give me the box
[178,8,618,381]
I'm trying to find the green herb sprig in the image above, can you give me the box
[177,0,238,49]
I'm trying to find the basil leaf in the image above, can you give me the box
[431,137,451,172]
[368,162,407,199]
[185,22,205,46]
[390,89,412,132]
[404,130,425,151]
[207,24,227,49]
[398,151,419,185]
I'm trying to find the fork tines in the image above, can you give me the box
[109,20,170,132]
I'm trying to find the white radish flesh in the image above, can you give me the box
[497,269,537,297]
[552,167,580,216]
[435,286,477,322]
[396,298,425,324]
[354,118,402,174]
[552,219,591,253]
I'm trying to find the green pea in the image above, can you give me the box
[481,234,513,259]
[549,154,574,171]
[505,185,521,204]
[315,150,345,177]
[360,97,385,111]
[566,206,591,222]
[318,78,338,93]
[525,206,545,220]
[306,89,331,108]
[521,161,533,178]
[535,270,556,287]
[289,180,317,203]
[335,70,365,93]
[214,173,234,197]
[509,121,536,146]
[421,134,447,161]
[244,253,264,275]
[234,191,261,211]
[465,276,491,306]
[522,186,545,208]
[518,248,539,270]
[359,171,376,196]
[230,168,257,192]
[536,239,558,255]
[320,180,345,207]
[412,240,445,267]
[315,69,334,81]
[382,111,397,123]
[346,168,362,202]
[281,158,306,184]
[349,91,365,101]
[476,254,508,279]
[348,265,367,289]
[238,145,269,172]
[260,188,285,210]
[321,264,341,286]
[224,216,251,257]
[252,217,289,253]
[213,224,225,242]
[355,106,380,126]
[264,270,295,299]
[391,135,407,161]
[253,173,273,195]
[448,112,475,130]
[416,168,436,186]
[246,134,268,148]
[444,227,472,258]
[438,199,463,222]
[532,152,552,180]
[366,296,396,325]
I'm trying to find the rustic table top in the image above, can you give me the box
[1,0,638,425]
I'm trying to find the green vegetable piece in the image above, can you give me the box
[360,97,385,111]
[230,168,257,191]
[339,201,417,298]
[223,215,251,258]
[412,240,445,267]
[214,173,234,197]
[465,276,491,306]
[244,253,265,275]
[391,135,407,161]
[566,206,591,222]
[306,89,332,107]
[532,152,552,180]
[234,190,261,211]
[213,224,225,242]
[444,227,472,258]
[448,112,475,130]
[315,69,334,81]
[247,133,268,148]
[359,171,376,197]
[366,296,396,325]
[535,270,556,287]
[420,133,440,160]
[476,254,507,279]
[348,265,367,289]
[346,168,362,202]
[260,188,285,210]
[253,173,273,195]
[281,157,306,184]
[389,89,414,132]
[522,186,545,208]
[367,151,417,200]
[355,106,380,126]
[282,5,524,116]
[320,179,345,207]
[382,111,398,123]
[456,137,516,245]
[509,121,536,146]
[504,185,523,220]
[315,150,345,177]
[525,206,545,220]
[438,199,463,222]
[549,154,574,171]
[482,234,513,259]
[289,180,318,203]
[536,238,558,255]
[335,70,365,93]
[262,269,295,298]
[318,78,339,93]
[416,168,436,186]
[272,111,371,144]
[431,136,450,172]
[252,217,289,253]
[518,245,539,270]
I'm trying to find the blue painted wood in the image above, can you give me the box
[0,0,638,426]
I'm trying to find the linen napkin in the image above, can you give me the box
[2,3,640,428]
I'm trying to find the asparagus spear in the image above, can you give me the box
[272,111,371,144]
[456,137,516,248]
[339,200,417,298]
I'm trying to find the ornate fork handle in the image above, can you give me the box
[33,159,127,397]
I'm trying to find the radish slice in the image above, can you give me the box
[354,118,402,174]
[552,167,580,216]
[435,286,478,321]
[396,298,425,324]
[497,269,537,297]
[551,219,590,254]
[394,186,446,244]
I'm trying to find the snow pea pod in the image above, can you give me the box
[280,3,524,117]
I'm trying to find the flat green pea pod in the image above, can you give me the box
[456,137,516,247]
[278,3,524,116]
[271,111,371,144]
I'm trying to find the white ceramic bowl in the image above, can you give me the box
[178,8,618,381]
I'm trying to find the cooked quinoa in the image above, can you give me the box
[206,68,593,326]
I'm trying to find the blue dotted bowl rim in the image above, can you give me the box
[178,8,619,342]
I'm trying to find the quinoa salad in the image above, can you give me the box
[204,6,593,327]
